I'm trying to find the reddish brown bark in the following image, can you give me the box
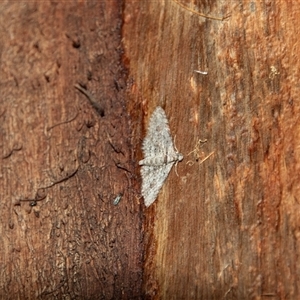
[2,0,300,299]
[0,1,142,299]
[124,0,300,299]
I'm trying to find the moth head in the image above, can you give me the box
[177,152,184,161]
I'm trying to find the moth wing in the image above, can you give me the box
[142,107,174,158]
[141,163,174,207]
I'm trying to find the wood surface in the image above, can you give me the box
[1,0,300,299]
[124,0,300,299]
[0,1,142,299]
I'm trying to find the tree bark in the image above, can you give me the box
[0,1,142,299]
[2,0,300,299]
[124,0,300,299]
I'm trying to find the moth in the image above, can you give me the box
[139,106,183,207]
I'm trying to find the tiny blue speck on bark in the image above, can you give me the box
[112,194,122,205]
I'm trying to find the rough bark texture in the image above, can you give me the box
[0,1,142,299]
[124,0,300,299]
[1,0,300,299]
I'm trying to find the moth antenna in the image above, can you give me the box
[175,160,180,177]
[174,135,179,153]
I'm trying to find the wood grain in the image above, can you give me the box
[124,0,300,298]
[0,1,142,299]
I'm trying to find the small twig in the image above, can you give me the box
[186,151,214,166]
[194,70,208,75]
[186,139,214,166]
[173,0,231,21]
[199,151,214,164]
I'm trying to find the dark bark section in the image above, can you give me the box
[124,0,300,299]
[0,1,142,299]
